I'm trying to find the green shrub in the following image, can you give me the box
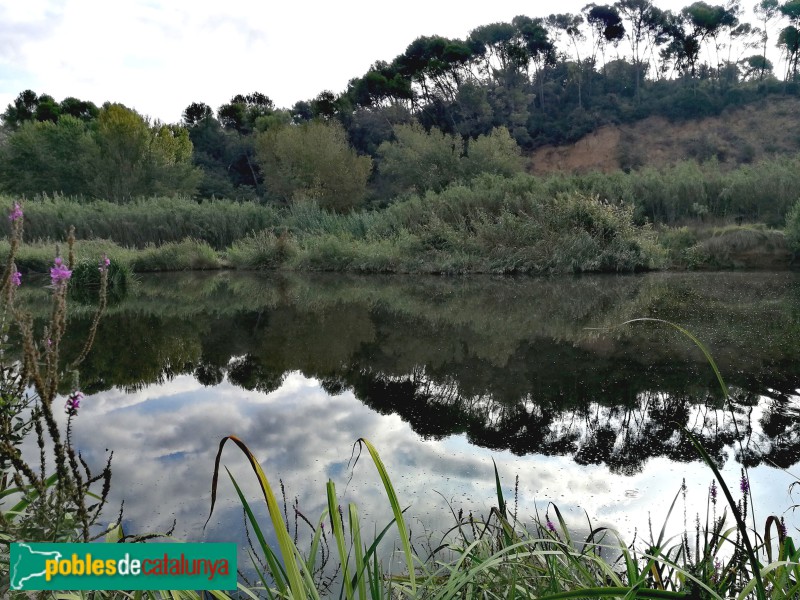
[129,238,221,271]
[227,230,296,269]
[69,257,132,305]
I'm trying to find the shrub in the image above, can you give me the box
[227,230,296,269]
[69,257,132,305]
[129,238,221,271]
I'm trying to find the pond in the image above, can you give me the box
[23,271,800,572]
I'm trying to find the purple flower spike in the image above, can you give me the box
[710,480,718,504]
[65,391,83,415]
[99,254,111,272]
[50,256,72,287]
[740,470,750,495]
[10,271,21,287]
[8,202,23,222]
[546,517,556,532]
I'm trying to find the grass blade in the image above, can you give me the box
[355,437,416,594]
[207,435,310,600]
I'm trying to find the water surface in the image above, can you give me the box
[22,271,800,566]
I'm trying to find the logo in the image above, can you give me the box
[10,543,237,591]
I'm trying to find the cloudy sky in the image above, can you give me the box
[0,0,742,124]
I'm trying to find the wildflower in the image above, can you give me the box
[546,516,556,532]
[98,254,110,272]
[10,271,21,287]
[779,517,787,538]
[65,391,83,415]
[740,470,750,495]
[50,256,72,287]
[712,557,721,582]
[8,202,22,222]
[710,480,717,505]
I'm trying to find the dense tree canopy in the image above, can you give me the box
[0,102,198,200]
[3,0,800,207]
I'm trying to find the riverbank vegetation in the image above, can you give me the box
[2,151,799,274]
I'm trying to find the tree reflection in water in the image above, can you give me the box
[22,270,800,475]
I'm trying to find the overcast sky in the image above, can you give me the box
[1,0,762,124]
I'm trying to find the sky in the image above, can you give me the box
[0,0,739,124]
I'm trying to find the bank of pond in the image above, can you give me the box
[1,169,798,278]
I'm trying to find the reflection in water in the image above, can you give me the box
[17,271,800,550]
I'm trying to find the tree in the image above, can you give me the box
[661,12,703,78]
[217,92,275,133]
[512,16,556,109]
[33,94,61,123]
[585,4,626,72]
[778,24,800,79]
[1,90,40,128]
[376,123,464,196]
[255,120,372,211]
[468,23,525,74]
[376,124,523,198]
[754,0,780,80]
[59,97,99,122]
[681,2,740,83]
[547,13,588,107]
[615,0,669,97]
[0,115,97,196]
[93,104,199,200]
[739,53,773,78]
[182,102,214,126]
[462,127,524,179]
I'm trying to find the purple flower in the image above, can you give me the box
[712,557,722,582]
[546,517,556,532]
[8,202,23,222]
[740,470,750,495]
[10,271,21,287]
[710,480,718,505]
[99,254,110,272]
[50,256,72,287]
[65,391,83,414]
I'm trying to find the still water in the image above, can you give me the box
[27,271,800,568]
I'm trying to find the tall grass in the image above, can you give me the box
[0,195,280,249]
[209,431,799,599]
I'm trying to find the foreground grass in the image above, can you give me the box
[195,434,798,600]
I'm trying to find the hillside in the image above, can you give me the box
[529,96,800,175]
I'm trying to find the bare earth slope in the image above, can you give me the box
[529,96,800,174]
